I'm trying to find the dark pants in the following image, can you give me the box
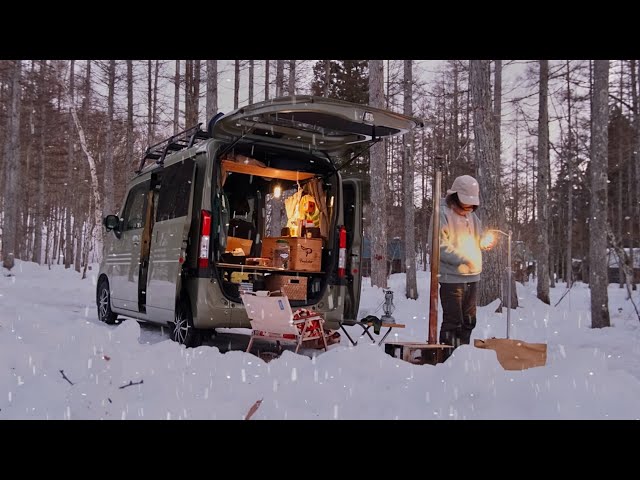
[439,282,478,354]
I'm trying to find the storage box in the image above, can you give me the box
[261,237,322,272]
[265,274,308,301]
[226,236,253,256]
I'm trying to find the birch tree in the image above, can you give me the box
[207,60,218,122]
[56,61,104,277]
[590,60,611,328]
[403,60,418,299]
[369,59,388,288]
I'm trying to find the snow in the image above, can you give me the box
[2,260,640,420]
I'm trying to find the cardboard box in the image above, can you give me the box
[261,237,322,272]
[226,236,253,256]
[265,274,308,301]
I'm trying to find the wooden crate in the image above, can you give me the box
[261,237,322,272]
[384,342,454,365]
[265,275,308,301]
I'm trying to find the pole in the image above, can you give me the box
[428,171,441,344]
[506,230,512,339]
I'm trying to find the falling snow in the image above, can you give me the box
[1,259,640,419]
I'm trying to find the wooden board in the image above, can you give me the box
[221,160,316,183]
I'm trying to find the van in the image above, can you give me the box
[97,95,423,347]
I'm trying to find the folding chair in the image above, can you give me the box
[241,291,328,355]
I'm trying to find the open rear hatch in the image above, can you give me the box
[213,95,424,158]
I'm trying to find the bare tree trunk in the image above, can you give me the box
[103,60,115,218]
[403,60,418,299]
[173,60,180,134]
[470,60,510,307]
[127,61,134,175]
[536,60,551,304]
[65,60,75,268]
[617,62,624,288]
[206,60,218,121]
[248,60,254,104]
[632,59,639,289]
[323,60,331,97]
[264,60,270,100]
[369,60,388,288]
[590,60,611,328]
[288,60,296,95]
[566,60,574,288]
[493,60,502,158]
[44,206,52,266]
[52,205,60,265]
[1,60,21,272]
[57,206,65,264]
[152,60,160,135]
[32,61,46,265]
[275,60,284,97]
[234,60,240,109]
[147,60,153,142]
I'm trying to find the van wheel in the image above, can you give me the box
[171,297,202,348]
[97,278,119,325]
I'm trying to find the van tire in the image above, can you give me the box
[171,297,202,348]
[97,278,119,325]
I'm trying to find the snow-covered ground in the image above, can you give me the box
[1,260,639,420]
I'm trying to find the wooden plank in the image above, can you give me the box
[221,160,316,182]
[216,262,323,274]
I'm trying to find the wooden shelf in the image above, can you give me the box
[216,262,323,274]
[221,160,316,183]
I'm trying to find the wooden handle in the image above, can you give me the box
[428,171,441,344]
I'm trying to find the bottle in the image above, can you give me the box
[273,239,290,270]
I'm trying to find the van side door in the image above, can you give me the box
[109,179,150,312]
[342,178,363,321]
[145,157,197,324]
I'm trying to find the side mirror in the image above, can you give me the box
[104,214,120,232]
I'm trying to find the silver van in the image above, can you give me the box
[97,95,423,347]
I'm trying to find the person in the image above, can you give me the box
[429,175,496,358]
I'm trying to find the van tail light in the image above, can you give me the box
[199,210,211,269]
[338,225,347,279]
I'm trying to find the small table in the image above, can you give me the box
[341,321,406,346]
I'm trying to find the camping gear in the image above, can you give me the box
[474,229,548,370]
[242,291,328,355]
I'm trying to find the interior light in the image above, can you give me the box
[273,185,282,198]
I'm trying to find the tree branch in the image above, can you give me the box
[60,370,74,385]
[119,380,144,389]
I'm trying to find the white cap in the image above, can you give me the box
[446,175,480,206]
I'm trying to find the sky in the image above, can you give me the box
[2,259,640,420]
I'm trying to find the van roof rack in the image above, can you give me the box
[135,123,210,174]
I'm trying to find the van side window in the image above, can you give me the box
[156,158,195,222]
[122,181,150,231]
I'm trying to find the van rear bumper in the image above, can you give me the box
[189,277,347,330]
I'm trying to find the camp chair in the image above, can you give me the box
[241,291,328,355]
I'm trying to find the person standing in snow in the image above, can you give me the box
[428,175,496,359]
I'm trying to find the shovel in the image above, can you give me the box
[474,230,547,370]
